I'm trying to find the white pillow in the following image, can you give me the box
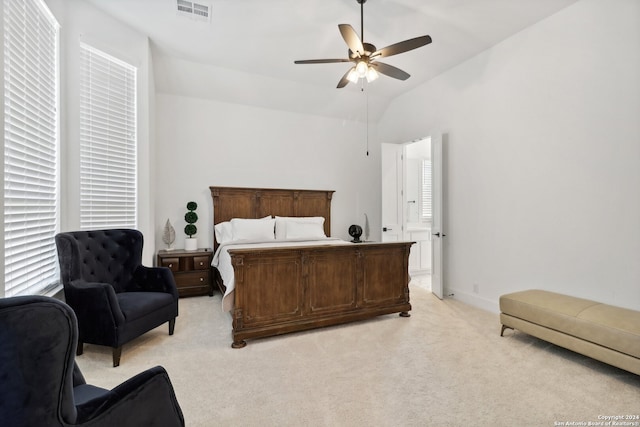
[285,220,326,239]
[214,221,233,244]
[275,216,326,240]
[274,217,288,239]
[231,217,275,241]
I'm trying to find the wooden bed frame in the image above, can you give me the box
[210,186,413,348]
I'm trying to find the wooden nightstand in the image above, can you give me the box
[156,248,213,297]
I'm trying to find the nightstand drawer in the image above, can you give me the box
[156,248,213,298]
[193,255,210,270]
[160,257,180,272]
[175,270,210,287]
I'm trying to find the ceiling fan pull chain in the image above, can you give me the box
[364,81,369,156]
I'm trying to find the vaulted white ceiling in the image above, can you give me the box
[85,0,580,121]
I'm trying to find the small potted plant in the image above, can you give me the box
[184,201,198,251]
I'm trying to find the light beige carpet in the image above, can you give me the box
[77,284,640,426]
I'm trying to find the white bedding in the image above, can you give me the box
[212,237,349,312]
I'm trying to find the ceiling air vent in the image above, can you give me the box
[176,0,211,22]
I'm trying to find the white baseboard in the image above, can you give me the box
[446,287,500,314]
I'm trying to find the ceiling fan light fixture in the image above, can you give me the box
[355,60,368,77]
[293,0,432,88]
[347,67,359,84]
[365,66,379,82]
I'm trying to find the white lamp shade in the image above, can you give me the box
[347,67,359,84]
[355,61,368,77]
[366,66,379,82]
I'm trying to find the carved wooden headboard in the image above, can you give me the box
[209,186,335,249]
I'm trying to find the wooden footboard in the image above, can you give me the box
[228,241,413,348]
[210,186,413,347]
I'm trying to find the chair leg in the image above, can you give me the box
[169,318,176,335]
[112,346,122,367]
[76,341,84,356]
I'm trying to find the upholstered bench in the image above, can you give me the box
[500,289,640,375]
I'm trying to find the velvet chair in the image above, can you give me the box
[0,295,184,427]
[55,229,179,367]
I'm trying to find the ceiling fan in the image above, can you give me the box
[294,0,432,88]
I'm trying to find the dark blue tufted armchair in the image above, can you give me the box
[55,229,179,367]
[0,295,184,427]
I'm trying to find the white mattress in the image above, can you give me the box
[212,238,349,312]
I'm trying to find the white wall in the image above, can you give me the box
[154,93,381,251]
[45,0,156,263]
[44,0,380,265]
[379,0,640,311]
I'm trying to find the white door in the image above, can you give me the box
[381,143,403,242]
[430,135,444,299]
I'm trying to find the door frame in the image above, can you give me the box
[381,133,444,299]
[430,134,444,299]
[380,143,404,243]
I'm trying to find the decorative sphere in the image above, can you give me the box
[184,211,198,224]
[184,224,197,237]
[348,224,363,243]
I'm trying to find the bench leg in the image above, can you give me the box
[500,324,513,337]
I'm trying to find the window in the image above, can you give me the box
[3,0,60,296]
[79,43,137,229]
[421,159,432,222]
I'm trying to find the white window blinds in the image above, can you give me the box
[421,159,432,222]
[79,43,137,229]
[3,0,60,297]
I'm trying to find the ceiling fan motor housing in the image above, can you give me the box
[349,42,377,60]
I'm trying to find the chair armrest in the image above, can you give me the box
[132,266,179,299]
[74,366,184,426]
[72,362,86,387]
[65,280,125,330]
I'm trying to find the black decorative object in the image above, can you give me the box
[348,224,363,243]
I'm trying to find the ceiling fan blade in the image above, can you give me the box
[371,62,410,80]
[336,68,352,88]
[338,24,364,57]
[372,35,432,59]
[294,59,351,64]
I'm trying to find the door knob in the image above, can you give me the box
[433,232,446,237]
[383,227,393,232]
